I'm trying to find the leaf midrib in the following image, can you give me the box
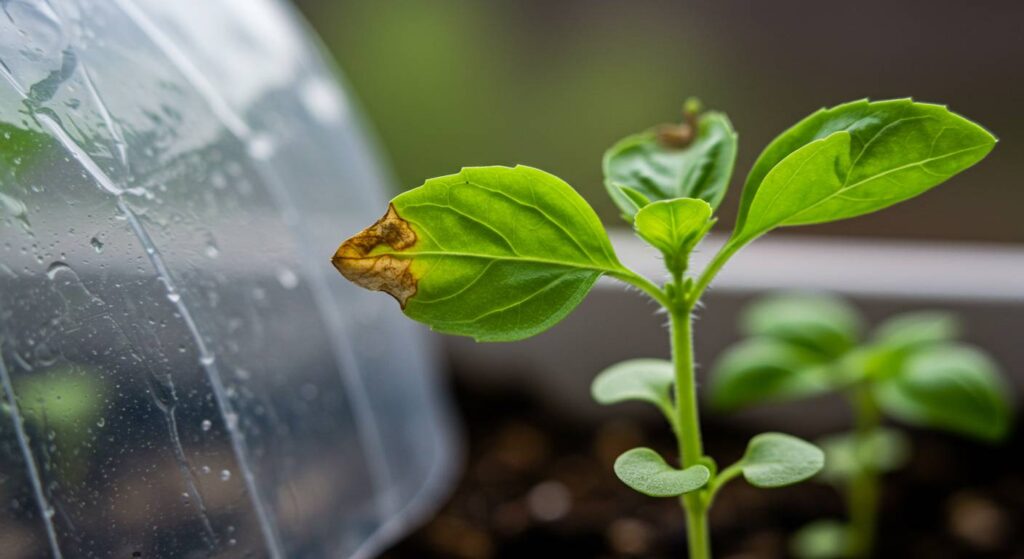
[365,249,624,275]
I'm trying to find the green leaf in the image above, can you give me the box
[709,338,834,411]
[633,198,714,275]
[742,293,864,358]
[613,448,711,497]
[875,344,1012,441]
[791,521,851,559]
[735,99,996,239]
[591,359,674,415]
[610,184,653,218]
[333,165,625,342]
[739,432,825,488]
[817,428,911,484]
[737,131,852,239]
[873,311,960,351]
[604,111,737,218]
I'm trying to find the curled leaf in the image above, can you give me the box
[604,110,737,219]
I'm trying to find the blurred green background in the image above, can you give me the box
[294,0,1023,243]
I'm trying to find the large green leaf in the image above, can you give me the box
[613,447,710,497]
[633,198,714,275]
[709,338,834,411]
[333,165,624,341]
[591,359,674,417]
[742,293,864,358]
[739,432,825,488]
[735,99,996,240]
[875,345,1012,441]
[604,111,737,218]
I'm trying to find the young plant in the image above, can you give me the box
[709,294,1013,558]
[332,98,995,558]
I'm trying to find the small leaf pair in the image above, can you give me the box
[613,433,824,498]
[593,360,824,497]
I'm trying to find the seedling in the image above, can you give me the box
[710,295,1013,558]
[332,98,995,558]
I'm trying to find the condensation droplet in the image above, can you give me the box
[200,465,211,475]
[199,354,215,366]
[201,419,212,431]
[220,469,231,481]
[247,134,276,160]
[89,236,104,253]
[276,268,298,289]
[96,417,105,428]
[167,292,181,303]
[45,261,71,280]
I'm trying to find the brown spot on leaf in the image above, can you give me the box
[332,204,418,307]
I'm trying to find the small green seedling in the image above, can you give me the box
[710,295,1013,558]
[333,98,995,558]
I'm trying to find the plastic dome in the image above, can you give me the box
[0,0,456,557]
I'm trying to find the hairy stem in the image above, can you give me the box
[669,301,710,559]
[611,268,672,308]
[848,383,882,558]
[688,237,745,306]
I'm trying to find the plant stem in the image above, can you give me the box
[669,300,710,559]
[612,268,672,308]
[848,383,882,558]
[688,237,745,306]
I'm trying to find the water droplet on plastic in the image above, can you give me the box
[247,134,275,160]
[220,469,231,481]
[96,417,105,428]
[276,268,298,289]
[167,292,181,303]
[200,465,211,474]
[199,354,215,366]
[203,242,219,259]
[45,261,71,280]
[201,419,212,431]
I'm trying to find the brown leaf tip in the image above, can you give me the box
[332,204,418,307]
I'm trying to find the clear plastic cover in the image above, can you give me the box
[0,1,456,557]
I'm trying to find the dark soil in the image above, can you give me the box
[382,376,1024,559]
